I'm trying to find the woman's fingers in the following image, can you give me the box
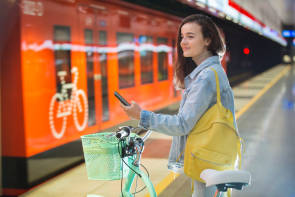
[119,101,141,120]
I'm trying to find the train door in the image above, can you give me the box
[77,3,110,127]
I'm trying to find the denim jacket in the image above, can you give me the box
[139,56,238,171]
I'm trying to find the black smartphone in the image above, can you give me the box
[114,91,130,106]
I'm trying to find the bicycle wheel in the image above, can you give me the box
[73,89,88,131]
[49,93,67,139]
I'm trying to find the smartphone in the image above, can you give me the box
[114,91,130,106]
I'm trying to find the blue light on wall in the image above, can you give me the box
[282,30,295,38]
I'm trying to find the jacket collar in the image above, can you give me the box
[187,56,220,80]
[184,56,220,89]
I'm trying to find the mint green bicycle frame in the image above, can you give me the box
[120,131,157,197]
[120,157,156,197]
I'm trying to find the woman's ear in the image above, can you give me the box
[205,38,211,46]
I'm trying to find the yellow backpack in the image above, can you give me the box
[183,67,242,183]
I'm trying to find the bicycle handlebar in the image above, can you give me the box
[115,126,152,165]
[115,126,131,139]
[115,126,152,142]
[113,126,157,196]
[142,130,152,142]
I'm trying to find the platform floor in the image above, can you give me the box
[20,64,293,197]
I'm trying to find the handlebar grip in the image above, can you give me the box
[115,126,131,139]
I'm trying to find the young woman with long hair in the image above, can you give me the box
[121,14,237,197]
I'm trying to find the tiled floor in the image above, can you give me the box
[20,64,291,197]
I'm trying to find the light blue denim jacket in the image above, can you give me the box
[139,56,238,170]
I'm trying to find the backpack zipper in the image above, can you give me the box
[190,152,231,167]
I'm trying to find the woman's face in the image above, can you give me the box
[180,22,210,58]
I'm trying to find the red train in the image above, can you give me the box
[1,0,182,195]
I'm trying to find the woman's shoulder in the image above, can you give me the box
[203,63,224,73]
[200,64,230,88]
[198,64,221,80]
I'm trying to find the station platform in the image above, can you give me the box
[20,64,293,197]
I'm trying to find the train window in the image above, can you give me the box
[54,26,72,98]
[54,26,71,42]
[85,29,96,126]
[99,31,107,46]
[139,35,153,84]
[99,30,109,121]
[157,37,168,81]
[117,32,135,89]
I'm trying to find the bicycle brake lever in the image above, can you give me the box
[132,127,148,135]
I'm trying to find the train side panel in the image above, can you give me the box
[2,0,181,195]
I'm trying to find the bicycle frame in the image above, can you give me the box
[120,156,156,197]
[119,129,157,197]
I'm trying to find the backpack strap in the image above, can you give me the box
[210,68,243,171]
[210,67,222,107]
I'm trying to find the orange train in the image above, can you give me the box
[1,0,183,195]
[1,0,229,195]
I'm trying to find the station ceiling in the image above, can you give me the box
[264,0,295,25]
[277,0,295,25]
[253,0,295,25]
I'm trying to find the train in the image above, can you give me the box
[1,0,184,195]
[1,0,284,196]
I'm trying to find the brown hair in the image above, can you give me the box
[174,14,225,89]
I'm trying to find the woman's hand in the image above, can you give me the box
[120,101,142,120]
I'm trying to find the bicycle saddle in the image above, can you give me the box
[200,169,251,192]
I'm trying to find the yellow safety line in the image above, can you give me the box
[236,65,290,119]
[145,172,180,197]
[145,65,291,197]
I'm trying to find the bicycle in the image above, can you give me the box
[49,67,88,139]
[81,126,157,197]
[81,126,251,197]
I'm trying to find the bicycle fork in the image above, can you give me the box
[120,160,157,197]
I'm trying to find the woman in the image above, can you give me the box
[121,14,237,197]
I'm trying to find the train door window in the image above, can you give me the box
[85,29,96,126]
[139,35,153,84]
[117,32,135,89]
[99,30,109,121]
[54,26,72,98]
[157,37,168,81]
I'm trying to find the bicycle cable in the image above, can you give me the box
[118,142,124,197]
[117,139,151,196]
[134,173,138,197]
[118,141,142,178]
[121,160,124,197]
[131,163,150,195]
[118,140,141,197]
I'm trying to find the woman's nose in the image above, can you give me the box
[181,38,187,46]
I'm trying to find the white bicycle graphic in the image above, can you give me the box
[49,67,88,139]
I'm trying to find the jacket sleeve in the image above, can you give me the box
[139,70,215,136]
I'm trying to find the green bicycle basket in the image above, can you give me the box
[81,132,129,180]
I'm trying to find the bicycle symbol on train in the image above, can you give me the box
[49,67,88,139]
